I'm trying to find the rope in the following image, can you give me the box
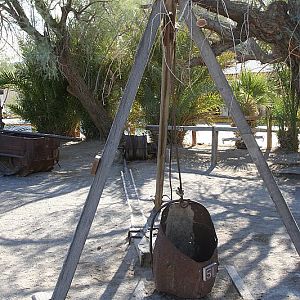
[165,17,184,204]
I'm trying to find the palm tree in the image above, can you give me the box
[272,65,299,152]
[232,70,269,122]
[137,30,222,145]
[231,70,270,148]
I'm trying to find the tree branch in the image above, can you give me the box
[242,38,282,63]
[34,0,61,34]
[2,0,44,42]
[192,0,252,23]
[60,0,72,28]
[204,16,233,39]
[76,0,108,15]
[189,37,283,67]
[192,0,299,64]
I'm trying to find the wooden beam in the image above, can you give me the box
[266,108,272,150]
[146,124,273,132]
[225,265,254,300]
[51,2,163,299]
[191,130,197,146]
[155,0,177,210]
[211,126,218,167]
[179,0,300,256]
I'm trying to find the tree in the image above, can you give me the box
[192,0,300,150]
[0,47,81,136]
[232,70,269,120]
[136,28,223,144]
[0,0,139,138]
[231,70,270,148]
[272,64,299,151]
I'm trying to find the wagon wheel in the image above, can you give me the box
[0,156,21,176]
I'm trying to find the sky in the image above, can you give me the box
[0,0,45,63]
[0,38,22,63]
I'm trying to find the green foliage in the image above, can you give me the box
[0,1,147,138]
[231,70,269,117]
[230,70,272,148]
[68,0,145,115]
[0,57,80,136]
[271,64,299,151]
[19,39,59,79]
[136,28,222,131]
[0,59,15,73]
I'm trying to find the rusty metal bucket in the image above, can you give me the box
[151,200,218,298]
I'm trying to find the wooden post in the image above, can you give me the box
[192,130,197,146]
[155,0,176,210]
[266,108,272,150]
[179,0,300,256]
[211,127,218,167]
[0,105,4,130]
[0,89,7,130]
[51,2,163,299]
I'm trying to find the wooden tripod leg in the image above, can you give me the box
[51,2,163,299]
[179,0,300,256]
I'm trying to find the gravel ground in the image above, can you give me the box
[0,140,299,300]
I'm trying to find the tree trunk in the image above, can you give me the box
[58,46,113,139]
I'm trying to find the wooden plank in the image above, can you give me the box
[179,0,300,256]
[133,235,152,267]
[121,167,146,229]
[191,130,197,146]
[146,124,272,133]
[266,108,272,150]
[51,2,163,299]
[131,209,158,267]
[222,136,263,143]
[1,129,80,141]
[225,265,254,300]
[155,0,177,209]
[211,126,218,167]
[90,154,101,175]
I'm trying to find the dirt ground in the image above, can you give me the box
[0,140,299,300]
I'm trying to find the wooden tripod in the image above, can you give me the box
[50,0,300,299]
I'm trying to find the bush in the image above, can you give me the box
[271,65,299,152]
[0,62,80,136]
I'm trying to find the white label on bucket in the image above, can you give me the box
[202,263,218,281]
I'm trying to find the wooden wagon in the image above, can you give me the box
[0,130,61,176]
